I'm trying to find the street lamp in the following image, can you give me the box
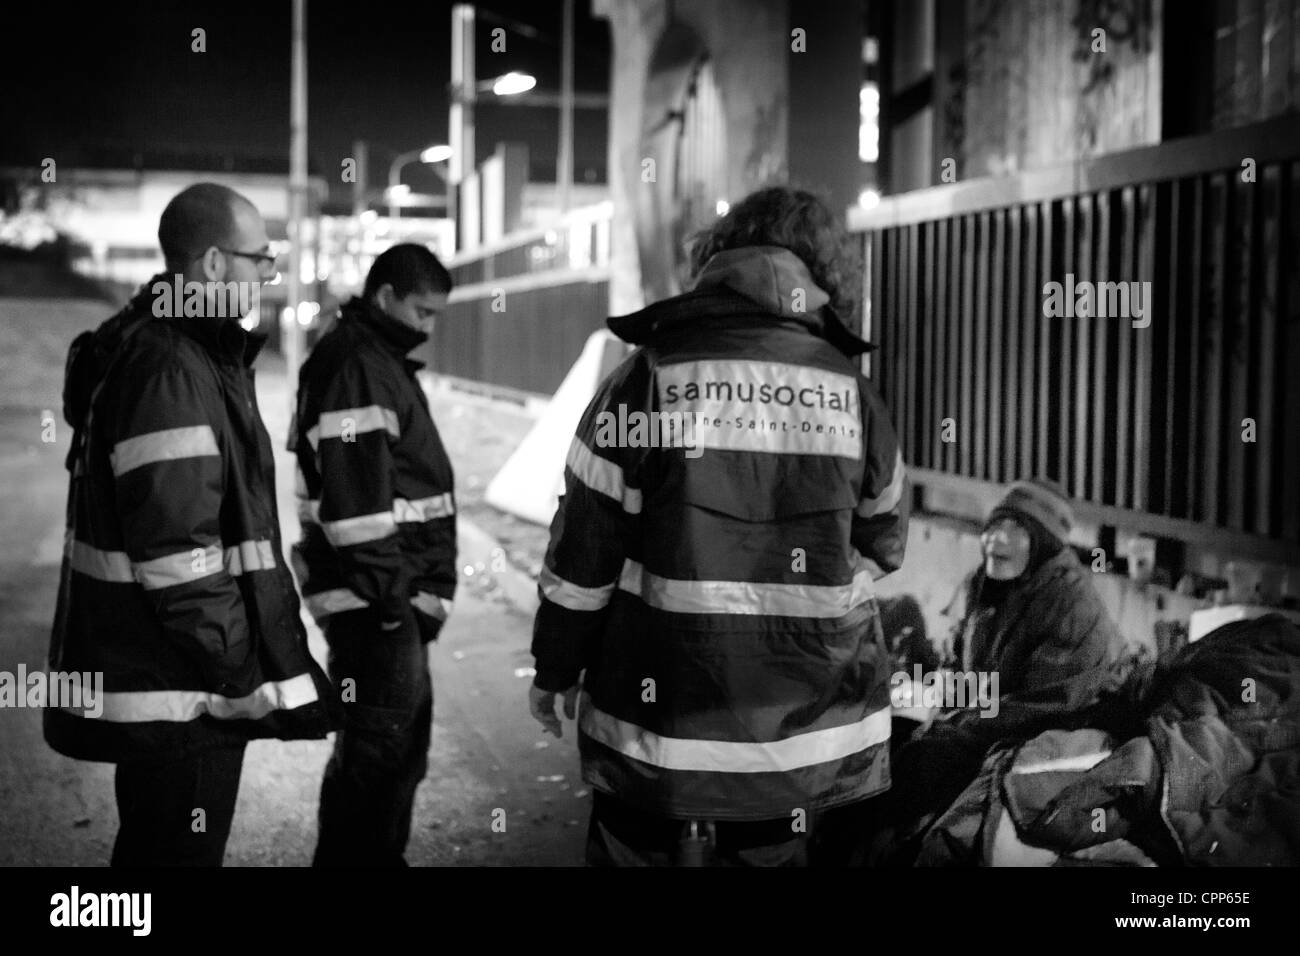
[488,71,536,96]
[387,144,452,219]
[447,68,538,227]
[449,5,551,250]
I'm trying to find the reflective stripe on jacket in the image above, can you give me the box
[46,279,340,762]
[291,297,457,638]
[532,246,908,821]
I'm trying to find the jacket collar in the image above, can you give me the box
[340,295,428,357]
[128,274,266,366]
[607,246,874,356]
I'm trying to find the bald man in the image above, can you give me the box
[48,183,340,866]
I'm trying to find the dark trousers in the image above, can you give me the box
[585,790,885,867]
[111,743,246,867]
[314,607,433,867]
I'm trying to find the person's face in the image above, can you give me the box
[374,284,447,335]
[192,201,276,318]
[981,516,1031,580]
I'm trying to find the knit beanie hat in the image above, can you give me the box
[987,478,1074,548]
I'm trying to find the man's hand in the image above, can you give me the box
[529,683,579,738]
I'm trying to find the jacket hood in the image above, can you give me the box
[694,245,829,318]
[608,245,874,357]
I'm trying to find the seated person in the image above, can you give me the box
[871,478,1126,864]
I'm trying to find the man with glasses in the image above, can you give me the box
[47,182,339,866]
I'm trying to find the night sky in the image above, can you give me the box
[1,1,611,204]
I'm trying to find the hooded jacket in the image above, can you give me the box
[531,245,908,821]
[290,297,457,641]
[949,546,1126,732]
[46,277,339,763]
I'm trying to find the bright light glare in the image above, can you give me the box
[492,71,537,96]
[858,189,881,211]
[420,144,453,163]
[716,199,730,216]
[859,83,880,163]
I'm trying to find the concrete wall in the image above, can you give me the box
[594,0,790,315]
[958,0,1163,178]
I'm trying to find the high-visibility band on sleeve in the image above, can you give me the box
[67,537,274,585]
[394,493,455,522]
[74,673,319,724]
[321,510,398,547]
[856,450,906,518]
[307,405,400,450]
[303,587,369,621]
[110,425,220,477]
[617,560,874,618]
[412,592,453,621]
[566,439,642,514]
[66,535,133,583]
[579,697,891,773]
[304,494,454,531]
[224,539,277,575]
[539,565,617,612]
[133,544,226,590]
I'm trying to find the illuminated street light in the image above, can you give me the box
[388,146,450,218]
[420,144,454,163]
[489,71,536,96]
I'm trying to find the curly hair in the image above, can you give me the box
[687,186,861,319]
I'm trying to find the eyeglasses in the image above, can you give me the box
[218,247,278,269]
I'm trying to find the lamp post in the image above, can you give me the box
[448,5,545,252]
[448,4,475,251]
[445,4,608,251]
[387,144,453,219]
[284,0,307,401]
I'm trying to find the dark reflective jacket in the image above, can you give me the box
[533,246,908,821]
[291,297,457,642]
[47,278,339,763]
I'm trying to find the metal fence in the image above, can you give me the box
[850,116,1300,564]
[418,202,613,394]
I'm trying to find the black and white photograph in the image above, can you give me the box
[0,0,1296,936]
